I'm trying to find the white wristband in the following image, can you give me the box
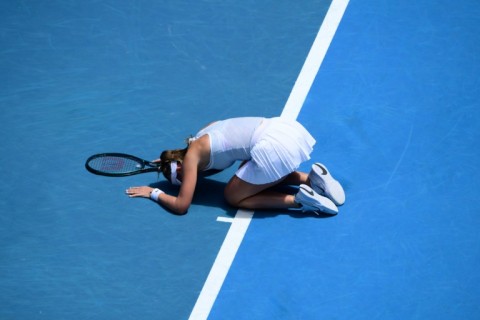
[150,188,164,201]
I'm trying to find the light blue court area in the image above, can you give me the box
[1,1,480,320]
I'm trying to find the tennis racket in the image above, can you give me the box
[85,153,160,177]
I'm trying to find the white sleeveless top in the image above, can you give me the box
[194,117,264,171]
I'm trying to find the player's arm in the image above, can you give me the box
[164,152,198,214]
[125,152,199,215]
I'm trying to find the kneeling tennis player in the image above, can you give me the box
[125,117,345,215]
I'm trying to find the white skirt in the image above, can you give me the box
[235,117,316,184]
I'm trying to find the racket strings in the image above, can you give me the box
[90,156,142,174]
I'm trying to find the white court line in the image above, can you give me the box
[188,1,349,319]
[216,216,234,223]
[281,0,350,121]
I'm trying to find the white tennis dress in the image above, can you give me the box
[194,117,316,184]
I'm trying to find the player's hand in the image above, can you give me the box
[125,186,153,198]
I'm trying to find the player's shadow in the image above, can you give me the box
[252,208,335,219]
[149,180,335,219]
[149,178,235,216]
[250,185,336,219]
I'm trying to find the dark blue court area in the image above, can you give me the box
[1,1,479,319]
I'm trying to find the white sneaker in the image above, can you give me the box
[295,184,338,215]
[308,163,345,206]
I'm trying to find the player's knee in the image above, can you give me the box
[224,186,241,207]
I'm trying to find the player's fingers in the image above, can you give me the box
[125,188,139,195]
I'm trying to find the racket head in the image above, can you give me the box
[85,153,157,177]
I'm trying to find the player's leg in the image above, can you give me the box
[224,175,337,215]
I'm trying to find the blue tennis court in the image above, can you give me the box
[1,1,479,319]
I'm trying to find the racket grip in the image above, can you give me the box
[150,188,164,201]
